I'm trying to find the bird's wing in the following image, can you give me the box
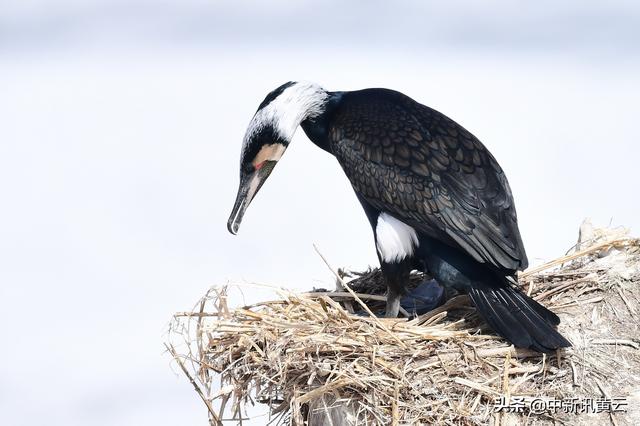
[330,89,528,271]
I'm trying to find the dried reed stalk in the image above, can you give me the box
[167,227,640,425]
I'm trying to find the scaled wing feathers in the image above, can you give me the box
[330,89,528,271]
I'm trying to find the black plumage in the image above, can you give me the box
[230,83,570,352]
[323,89,526,272]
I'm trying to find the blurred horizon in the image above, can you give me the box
[2,0,640,61]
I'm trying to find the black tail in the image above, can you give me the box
[418,236,570,352]
[468,280,571,353]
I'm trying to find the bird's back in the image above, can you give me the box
[328,88,529,272]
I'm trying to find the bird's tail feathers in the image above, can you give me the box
[468,280,570,353]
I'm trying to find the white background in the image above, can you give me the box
[1,1,639,425]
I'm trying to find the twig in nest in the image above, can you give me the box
[165,343,222,426]
[313,244,409,349]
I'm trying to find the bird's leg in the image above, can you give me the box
[385,287,402,318]
[381,258,412,318]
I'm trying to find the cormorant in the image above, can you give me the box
[227,81,570,353]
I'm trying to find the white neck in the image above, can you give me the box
[246,82,328,143]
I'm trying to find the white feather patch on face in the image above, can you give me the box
[242,82,328,160]
[375,213,419,263]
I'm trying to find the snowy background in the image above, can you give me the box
[1,1,639,425]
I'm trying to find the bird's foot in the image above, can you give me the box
[384,293,401,318]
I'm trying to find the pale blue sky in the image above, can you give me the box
[1,1,639,425]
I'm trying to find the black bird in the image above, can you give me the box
[227,81,570,353]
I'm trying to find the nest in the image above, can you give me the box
[167,224,640,425]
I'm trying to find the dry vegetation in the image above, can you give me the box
[167,224,640,425]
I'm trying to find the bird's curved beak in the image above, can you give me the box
[227,160,277,235]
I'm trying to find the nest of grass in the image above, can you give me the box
[167,224,640,425]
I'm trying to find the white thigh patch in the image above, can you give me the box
[375,213,419,263]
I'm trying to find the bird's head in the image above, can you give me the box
[227,81,328,235]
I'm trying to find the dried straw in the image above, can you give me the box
[167,226,640,425]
